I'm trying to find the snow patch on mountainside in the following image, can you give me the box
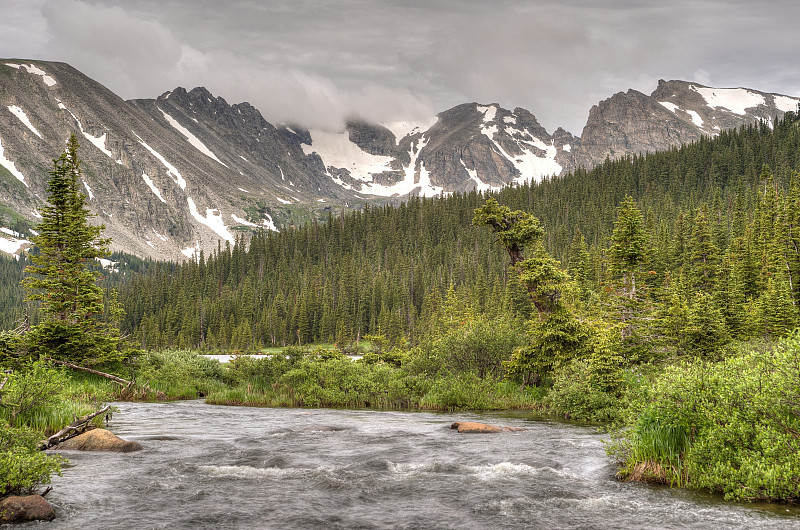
[8,105,42,138]
[461,159,500,192]
[187,197,234,243]
[181,243,201,259]
[487,123,561,184]
[135,133,186,190]
[357,137,442,197]
[159,108,228,167]
[774,95,800,113]
[0,226,29,256]
[263,213,278,232]
[5,63,57,86]
[231,214,258,227]
[691,86,765,115]
[0,136,27,187]
[0,236,28,256]
[141,172,166,203]
[82,179,94,200]
[152,228,168,242]
[55,99,119,162]
[84,131,116,160]
[382,117,438,144]
[301,130,393,182]
[686,110,704,128]
[477,105,497,123]
[660,101,705,129]
[481,124,498,141]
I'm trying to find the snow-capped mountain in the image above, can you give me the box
[297,103,576,197]
[0,60,797,260]
[0,61,347,261]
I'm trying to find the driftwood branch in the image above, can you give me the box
[38,405,111,450]
[45,358,132,387]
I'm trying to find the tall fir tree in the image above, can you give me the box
[22,135,123,365]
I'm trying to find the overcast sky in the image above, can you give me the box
[2,0,799,134]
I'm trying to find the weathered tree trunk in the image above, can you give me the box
[38,405,111,450]
[44,358,132,387]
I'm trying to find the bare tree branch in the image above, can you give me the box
[38,405,111,450]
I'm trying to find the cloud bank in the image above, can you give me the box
[1,0,798,134]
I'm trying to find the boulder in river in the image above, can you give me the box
[0,495,56,524]
[451,422,525,433]
[54,428,142,452]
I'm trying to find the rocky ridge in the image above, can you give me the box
[0,60,797,261]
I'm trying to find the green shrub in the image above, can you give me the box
[0,359,66,427]
[406,316,526,378]
[612,332,800,501]
[134,350,226,399]
[546,359,620,422]
[0,421,63,498]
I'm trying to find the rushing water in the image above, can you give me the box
[43,401,800,529]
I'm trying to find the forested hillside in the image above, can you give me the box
[111,113,800,351]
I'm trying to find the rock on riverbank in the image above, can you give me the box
[53,428,142,452]
[0,495,56,524]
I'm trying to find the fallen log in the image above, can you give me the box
[44,358,132,387]
[38,405,110,450]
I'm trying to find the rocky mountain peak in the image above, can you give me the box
[1,60,798,261]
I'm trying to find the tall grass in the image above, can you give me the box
[205,361,542,411]
[0,400,104,437]
[618,412,691,486]
[132,350,228,400]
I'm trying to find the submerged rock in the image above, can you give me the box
[450,422,525,434]
[0,495,56,524]
[54,428,142,452]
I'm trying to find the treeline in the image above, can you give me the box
[0,251,151,332]
[0,256,26,330]
[113,113,800,351]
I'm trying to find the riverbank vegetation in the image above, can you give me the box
[3,115,800,503]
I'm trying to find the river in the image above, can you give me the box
[44,400,800,529]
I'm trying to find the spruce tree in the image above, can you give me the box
[22,135,123,365]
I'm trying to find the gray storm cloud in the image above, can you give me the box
[1,0,798,134]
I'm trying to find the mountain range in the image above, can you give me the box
[0,60,797,260]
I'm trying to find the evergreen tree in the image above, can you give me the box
[21,135,123,365]
[608,196,648,301]
[688,203,719,291]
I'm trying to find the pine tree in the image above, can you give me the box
[22,135,123,365]
[688,203,719,291]
[609,196,647,301]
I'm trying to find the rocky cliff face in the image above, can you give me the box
[574,80,799,169]
[0,59,797,261]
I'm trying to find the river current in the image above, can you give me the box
[43,400,800,529]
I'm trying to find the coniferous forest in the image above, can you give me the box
[109,113,800,352]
